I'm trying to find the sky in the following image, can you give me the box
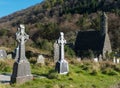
[0,0,43,18]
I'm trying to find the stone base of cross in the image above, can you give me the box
[11,61,33,84]
[55,59,69,74]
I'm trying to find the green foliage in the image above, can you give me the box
[47,70,59,79]
[65,45,75,58]
[36,22,60,40]
[90,14,101,30]
[0,61,11,72]
[1,60,120,88]
[36,38,53,52]
[102,67,119,75]
[76,14,88,30]
[29,58,37,64]
[0,29,8,36]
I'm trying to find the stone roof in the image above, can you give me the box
[75,30,105,56]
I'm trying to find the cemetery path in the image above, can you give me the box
[0,74,46,84]
[0,74,11,84]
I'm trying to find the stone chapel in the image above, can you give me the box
[75,12,112,58]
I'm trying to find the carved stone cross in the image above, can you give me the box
[16,24,29,61]
[57,32,66,61]
[55,32,69,74]
[11,24,33,84]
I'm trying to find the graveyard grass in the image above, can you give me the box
[0,59,120,88]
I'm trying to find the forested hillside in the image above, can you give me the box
[0,0,120,52]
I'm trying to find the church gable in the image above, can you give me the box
[74,12,112,58]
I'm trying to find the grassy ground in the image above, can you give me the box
[0,59,120,88]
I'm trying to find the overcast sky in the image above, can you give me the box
[0,0,43,18]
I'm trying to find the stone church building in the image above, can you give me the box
[75,12,112,58]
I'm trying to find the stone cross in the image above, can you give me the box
[57,32,66,61]
[55,32,69,74]
[11,24,33,84]
[16,24,29,61]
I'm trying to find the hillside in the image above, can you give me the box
[0,0,120,51]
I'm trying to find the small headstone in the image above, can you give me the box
[0,50,7,59]
[77,57,81,62]
[55,32,69,74]
[7,54,12,59]
[54,41,59,63]
[116,59,120,64]
[37,55,45,64]
[13,27,20,59]
[14,46,19,60]
[113,57,116,63]
[11,24,33,84]
[98,54,102,61]
[93,58,98,62]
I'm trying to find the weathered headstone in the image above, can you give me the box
[37,55,45,64]
[13,28,20,60]
[98,54,102,61]
[116,59,120,64]
[54,41,59,63]
[113,57,116,63]
[77,57,81,62]
[93,58,98,62]
[0,50,7,59]
[55,32,69,74]
[14,46,19,60]
[11,24,33,84]
[7,54,12,59]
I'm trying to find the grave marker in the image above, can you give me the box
[11,24,33,84]
[55,32,69,74]
[54,41,59,63]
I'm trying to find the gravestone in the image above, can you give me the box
[54,41,59,63]
[77,57,81,62]
[37,55,45,64]
[98,54,102,61]
[0,50,7,59]
[13,27,20,59]
[55,32,69,74]
[93,58,98,62]
[7,54,12,59]
[116,59,120,64]
[11,24,33,84]
[14,46,19,60]
[113,57,116,63]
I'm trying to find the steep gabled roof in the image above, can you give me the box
[75,30,105,52]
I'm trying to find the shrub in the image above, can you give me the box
[90,69,99,75]
[29,57,37,64]
[114,64,120,72]
[102,67,119,75]
[100,61,116,70]
[65,45,75,58]
[47,70,59,79]
[80,61,100,75]
[0,60,12,72]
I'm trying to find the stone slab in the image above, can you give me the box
[55,60,69,74]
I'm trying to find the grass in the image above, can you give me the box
[0,59,120,88]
